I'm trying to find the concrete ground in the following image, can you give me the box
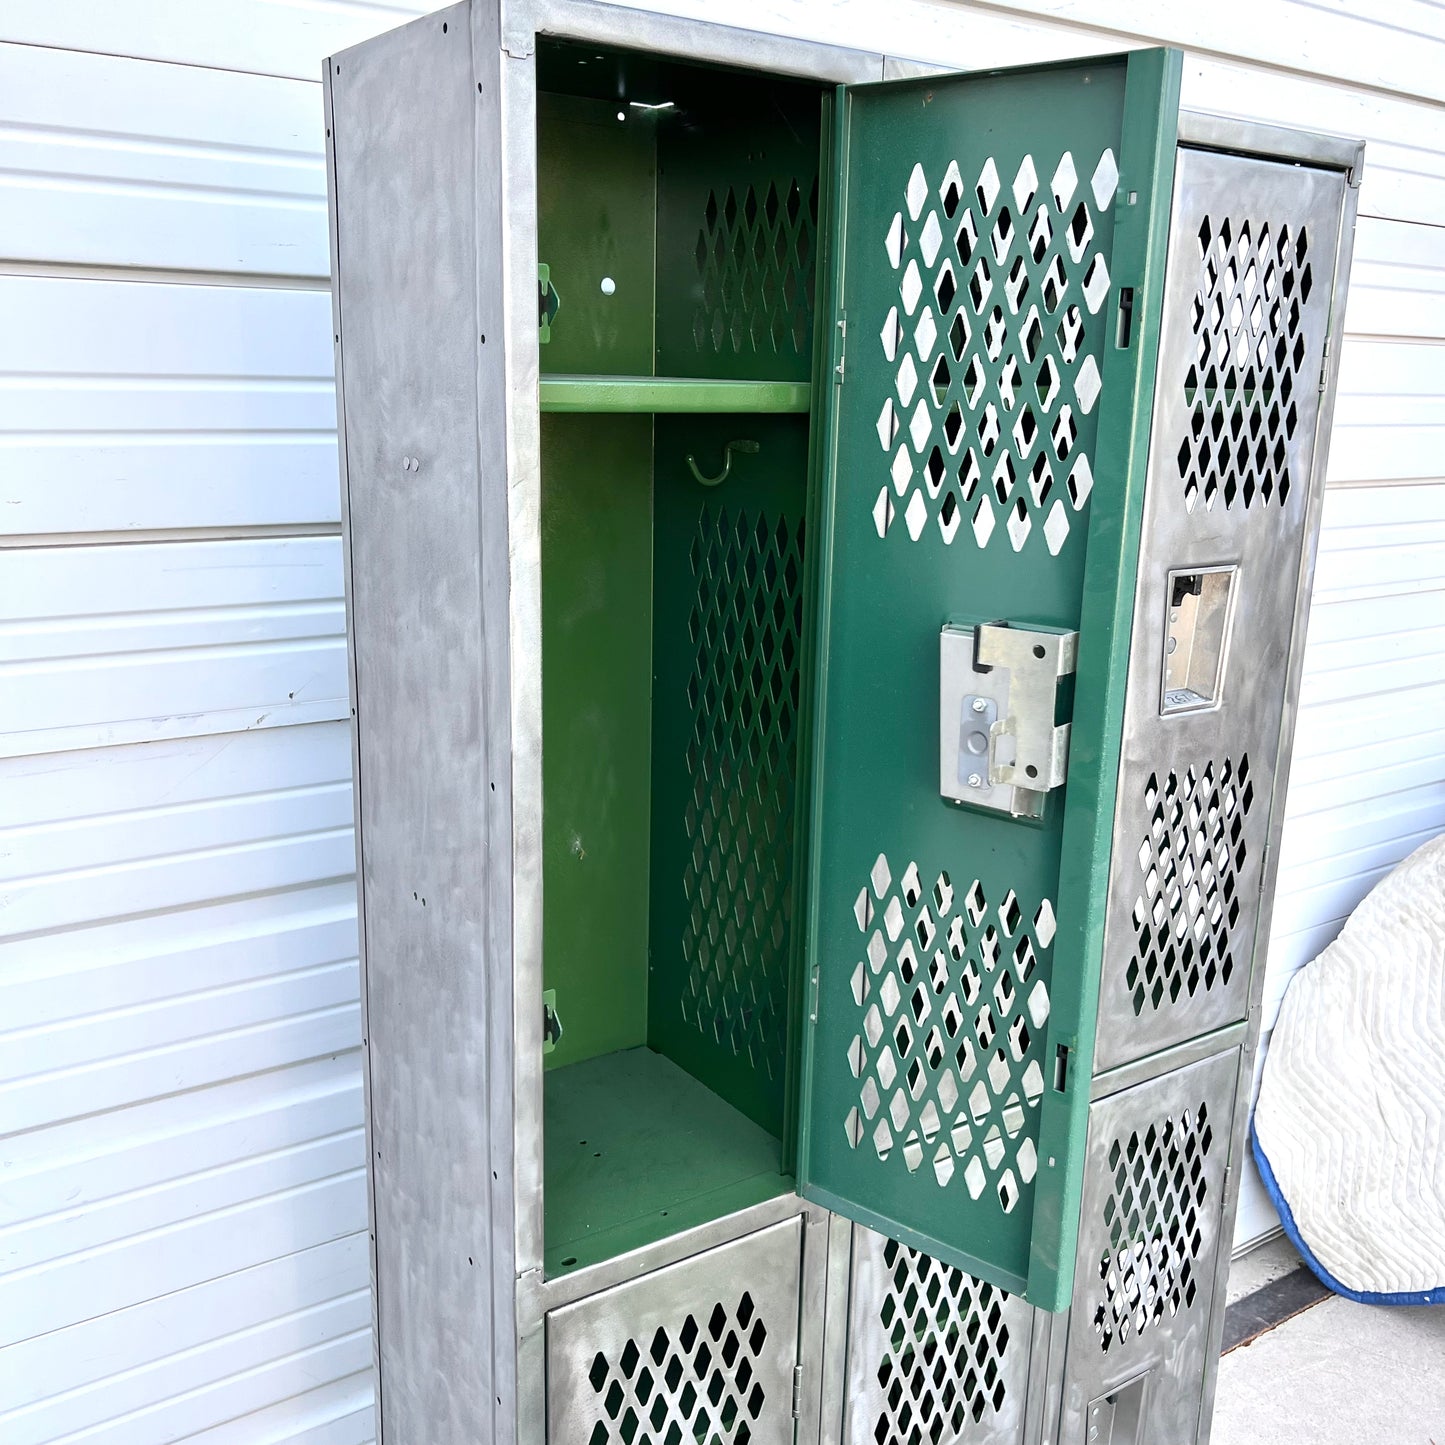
[1212,1236,1445,1444]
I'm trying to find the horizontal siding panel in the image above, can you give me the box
[0,1055,360,1236]
[0,1235,369,1444]
[0,275,337,537]
[0,1167,365,1349]
[959,0,1445,108]
[21,0,1445,110]
[1331,228,1445,483]
[0,727,359,1137]
[1,0,437,81]
[1345,217,1445,339]
[0,536,346,757]
[0,1067,361,1276]
[185,1375,374,1445]
[0,725,368,1433]
[0,44,326,274]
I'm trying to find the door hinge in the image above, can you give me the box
[1318,336,1331,394]
[791,1364,803,1419]
[834,314,847,385]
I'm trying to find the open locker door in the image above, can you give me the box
[797,50,1183,1311]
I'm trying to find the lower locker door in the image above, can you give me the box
[547,1219,803,1445]
[1057,1050,1239,1444]
[843,1226,1038,1445]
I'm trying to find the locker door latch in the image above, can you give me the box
[939,622,1078,820]
[542,989,563,1055]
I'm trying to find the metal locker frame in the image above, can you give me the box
[327,8,886,1445]
[325,2,1361,1441]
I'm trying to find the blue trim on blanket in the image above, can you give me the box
[1252,1122,1445,1307]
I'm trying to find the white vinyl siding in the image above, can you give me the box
[0,2,1441,1440]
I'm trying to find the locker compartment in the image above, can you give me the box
[536,41,826,1278]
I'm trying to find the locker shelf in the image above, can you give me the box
[539,374,812,413]
[544,1047,791,1278]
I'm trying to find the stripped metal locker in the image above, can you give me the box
[325,4,1360,1442]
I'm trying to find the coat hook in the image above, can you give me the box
[686,439,759,487]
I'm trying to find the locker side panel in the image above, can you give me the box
[328,4,518,1441]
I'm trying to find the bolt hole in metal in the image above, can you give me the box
[600,276,616,295]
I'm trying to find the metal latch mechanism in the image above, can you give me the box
[939,622,1078,819]
[542,989,563,1055]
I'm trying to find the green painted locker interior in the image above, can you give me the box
[533,36,1182,1310]
[537,43,824,1278]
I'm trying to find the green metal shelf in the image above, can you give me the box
[540,374,812,413]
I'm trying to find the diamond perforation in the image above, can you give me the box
[585,1291,771,1445]
[694,177,819,359]
[1126,754,1254,1016]
[1178,215,1314,512]
[1092,1100,1215,1354]
[682,507,805,1076]
[844,854,1053,1212]
[869,1237,1019,1444]
[873,149,1118,554]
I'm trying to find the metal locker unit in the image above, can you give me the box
[324,4,1359,1442]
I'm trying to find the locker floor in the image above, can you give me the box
[543,1048,792,1278]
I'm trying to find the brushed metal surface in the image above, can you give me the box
[842,1225,1035,1445]
[329,4,516,1442]
[547,1219,804,1445]
[1056,1049,1240,1445]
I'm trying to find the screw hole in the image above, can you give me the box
[1025,764,1038,779]
[1032,644,1046,659]
[442,20,447,31]
[561,1256,577,1268]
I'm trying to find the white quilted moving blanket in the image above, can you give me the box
[1252,832,1445,1304]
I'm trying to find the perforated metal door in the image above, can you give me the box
[842,1226,1037,1445]
[546,1220,803,1445]
[1092,150,1348,1072]
[798,52,1183,1311]
[1056,1050,1238,1444]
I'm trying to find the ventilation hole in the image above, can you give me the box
[681,507,806,1077]
[1126,753,1253,1015]
[1093,1102,1215,1354]
[870,1237,1021,1440]
[693,174,817,359]
[844,857,1055,1215]
[866,146,1115,554]
[1178,211,1314,513]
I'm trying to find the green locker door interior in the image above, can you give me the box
[798,50,1183,1311]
